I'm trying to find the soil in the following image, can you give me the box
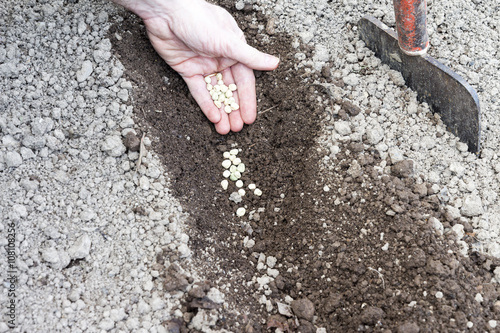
[109,2,500,332]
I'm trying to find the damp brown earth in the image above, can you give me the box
[109,2,500,332]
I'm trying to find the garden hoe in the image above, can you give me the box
[358,0,481,153]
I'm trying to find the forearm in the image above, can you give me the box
[110,0,203,21]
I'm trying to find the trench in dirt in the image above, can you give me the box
[109,2,500,332]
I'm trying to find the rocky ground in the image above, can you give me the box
[1,0,500,332]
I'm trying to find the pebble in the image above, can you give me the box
[290,298,315,321]
[68,234,92,259]
[5,151,22,168]
[366,125,385,145]
[343,73,359,86]
[461,194,483,216]
[76,60,93,82]
[334,121,351,136]
[101,135,126,157]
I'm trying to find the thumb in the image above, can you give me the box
[226,38,280,71]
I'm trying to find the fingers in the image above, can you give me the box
[231,63,257,125]
[226,38,280,71]
[219,68,244,132]
[184,74,235,135]
[183,75,221,124]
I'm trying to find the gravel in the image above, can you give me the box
[0,1,221,331]
[1,0,500,331]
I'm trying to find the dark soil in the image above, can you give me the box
[109,2,500,332]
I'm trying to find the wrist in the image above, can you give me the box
[112,0,202,22]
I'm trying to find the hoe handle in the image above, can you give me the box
[393,0,429,55]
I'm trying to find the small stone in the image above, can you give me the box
[41,247,70,270]
[452,224,465,240]
[391,160,414,178]
[461,194,483,217]
[290,298,315,321]
[429,217,443,236]
[139,176,150,190]
[99,318,115,331]
[366,126,384,145]
[435,291,444,299]
[343,73,359,86]
[360,306,385,325]
[456,142,468,152]
[5,151,22,168]
[229,192,242,203]
[334,121,351,136]
[76,60,93,82]
[68,234,92,259]
[388,147,404,163]
[122,132,141,152]
[101,135,126,157]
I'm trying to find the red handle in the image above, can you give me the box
[393,0,429,55]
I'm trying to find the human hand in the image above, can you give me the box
[112,0,280,134]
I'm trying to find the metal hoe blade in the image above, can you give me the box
[358,15,481,153]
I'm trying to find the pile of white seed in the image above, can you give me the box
[204,73,239,113]
[220,148,262,217]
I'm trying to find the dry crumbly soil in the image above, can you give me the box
[109,2,500,332]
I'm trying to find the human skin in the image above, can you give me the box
[111,0,280,134]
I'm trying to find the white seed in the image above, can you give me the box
[224,98,230,105]
[220,85,228,93]
[228,97,236,104]
[216,73,223,80]
[214,100,222,108]
[224,105,232,113]
[248,183,256,190]
[223,151,231,158]
[230,148,239,155]
[229,164,237,172]
[238,189,246,196]
[223,170,231,178]
[232,157,241,165]
[235,180,243,188]
[206,83,213,91]
[218,94,225,102]
[237,163,245,173]
[222,160,232,169]
[254,188,263,196]
[229,174,238,181]
[217,79,224,85]
[212,93,219,101]
[214,85,221,92]
[228,83,237,91]
[225,90,233,98]
[233,171,241,179]
[221,179,228,190]
[230,102,239,111]
[204,76,212,84]
[236,207,246,217]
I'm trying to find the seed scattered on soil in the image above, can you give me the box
[235,180,243,188]
[236,207,246,217]
[222,160,231,169]
[248,183,256,190]
[254,188,263,196]
[221,179,228,190]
